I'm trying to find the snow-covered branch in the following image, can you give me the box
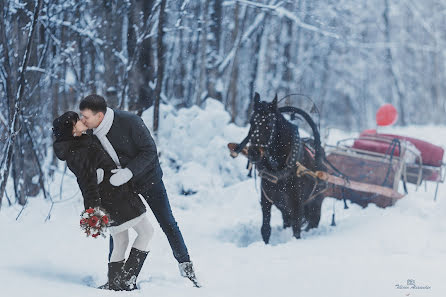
[39,16,105,46]
[218,11,266,73]
[404,0,441,48]
[230,0,438,53]
[0,111,7,128]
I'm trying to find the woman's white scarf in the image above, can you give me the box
[93,107,121,168]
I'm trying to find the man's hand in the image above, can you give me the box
[96,168,104,184]
[110,168,133,187]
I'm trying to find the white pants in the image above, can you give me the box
[109,215,154,262]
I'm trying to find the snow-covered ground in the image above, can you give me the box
[1,100,445,297]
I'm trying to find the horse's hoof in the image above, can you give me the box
[304,224,315,232]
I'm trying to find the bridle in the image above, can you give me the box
[249,111,277,150]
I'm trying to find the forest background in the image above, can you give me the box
[1,0,445,207]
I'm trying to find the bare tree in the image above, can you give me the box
[383,0,406,125]
[153,0,166,135]
[0,0,44,208]
[205,0,223,102]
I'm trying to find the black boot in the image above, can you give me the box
[107,261,125,291]
[179,261,201,288]
[121,248,149,291]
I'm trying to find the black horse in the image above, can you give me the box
[236,93,326,243]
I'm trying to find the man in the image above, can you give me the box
[79,94,200,287]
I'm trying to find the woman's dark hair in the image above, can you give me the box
[52,111,79,142]
[79,94,107,113]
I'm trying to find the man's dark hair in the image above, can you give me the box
[79,94,107,113]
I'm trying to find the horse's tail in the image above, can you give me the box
[278,106,322,168]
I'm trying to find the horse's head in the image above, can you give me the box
[247,93,279,163]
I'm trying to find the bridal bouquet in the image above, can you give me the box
[80,207,110,238]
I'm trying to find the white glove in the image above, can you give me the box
[96,168,104,184]
[110,168,133,187]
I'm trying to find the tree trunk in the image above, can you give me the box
[205,0,222,102]
[49,24,60,179]
[128,0,155,113]
[153,0,167,135]
[101,1,123,109]
[247,18,266,122]
[12,137,26,205]
[226,4,247,123]
[89,41,96,93]
[383,0,406,125]
[196,0,208,106]
[0,0,43,208]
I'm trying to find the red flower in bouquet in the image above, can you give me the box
[80,207,110,239]
[88,216,99,227]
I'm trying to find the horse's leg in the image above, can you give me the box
[282,211,291,229]
[275,193,291,229]
[289,179,304,239]
[260,189,273,244]
[305,195,323,231]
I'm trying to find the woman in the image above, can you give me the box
[52,111,154,291]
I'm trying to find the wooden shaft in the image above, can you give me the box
[315,171,404,199]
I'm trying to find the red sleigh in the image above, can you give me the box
[354,130,445,185]
[325,105,444,206]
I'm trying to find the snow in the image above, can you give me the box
[65,68,76,86]
[1,100,445,297]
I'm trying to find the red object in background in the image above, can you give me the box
[354,131,444,167]
[376,104,398,126]
[353,137,401,157]
[362,129,377,135]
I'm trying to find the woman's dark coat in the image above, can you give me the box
[53,134,146,226]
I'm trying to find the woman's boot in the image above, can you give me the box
[122,248,149,291]
[108,261,125,291]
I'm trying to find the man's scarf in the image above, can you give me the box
[93,107,121,168]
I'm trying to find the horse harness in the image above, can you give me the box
[259,143,331,206]
[243,110,330,206]
[250,112,277,149]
